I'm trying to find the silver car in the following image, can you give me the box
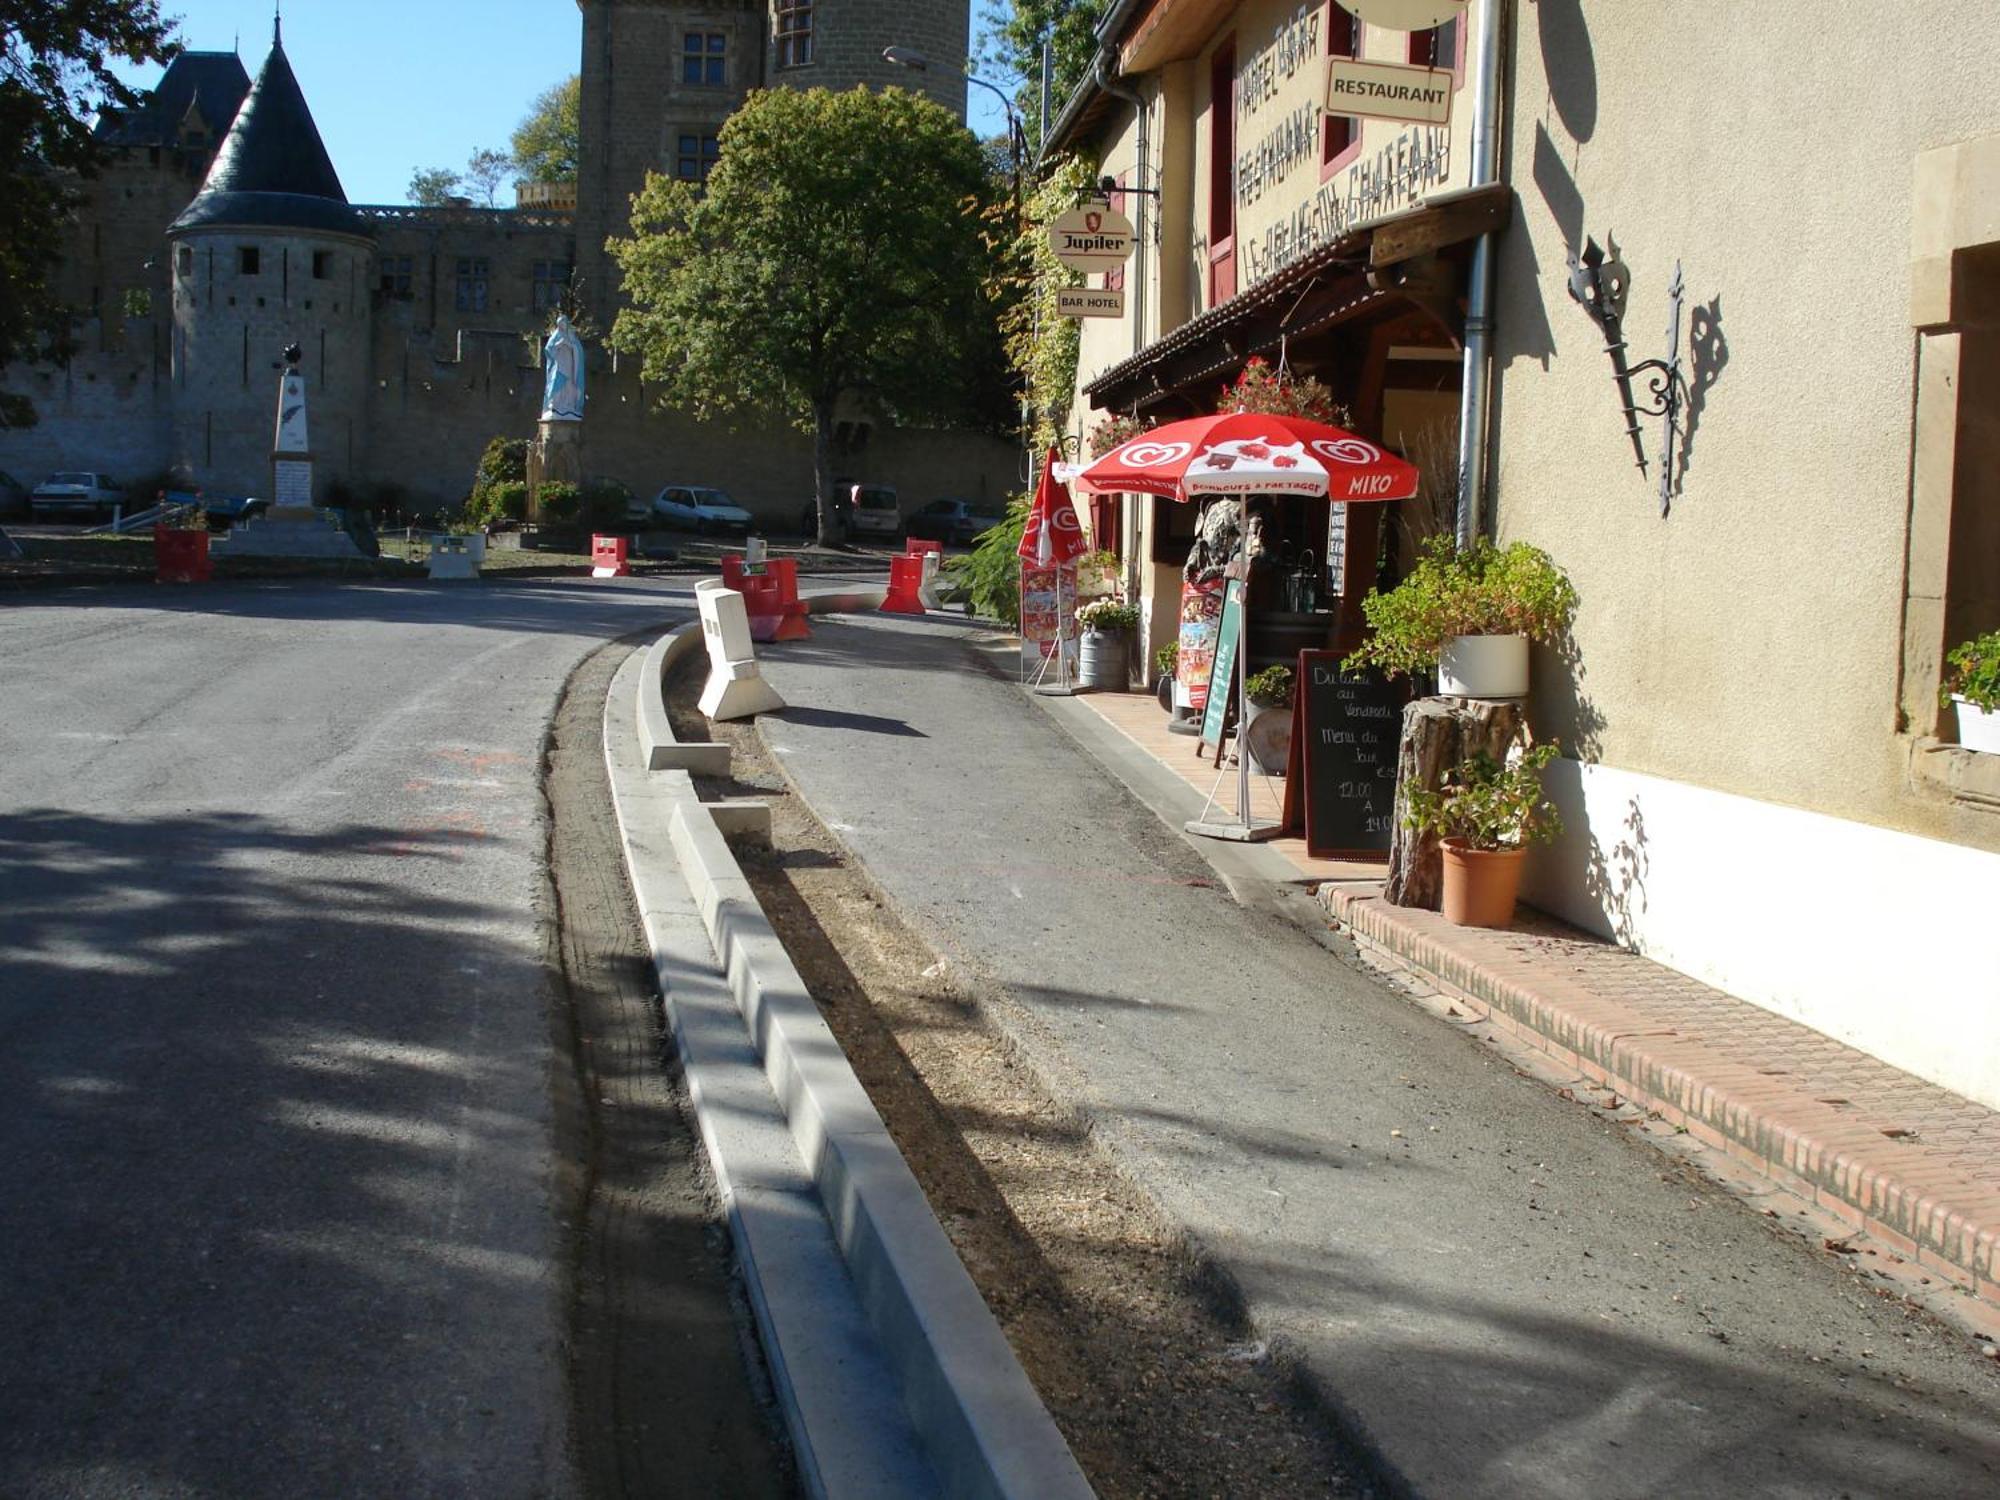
[642,484,754,535]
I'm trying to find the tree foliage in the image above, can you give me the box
[608,86,1004,544]
[977,0,1108,154]
[510,75,579,183]
[407,165,460,205]
[0,0,177,426]
[462,148,511,207]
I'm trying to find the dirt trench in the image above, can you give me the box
[664,650,1367,1500]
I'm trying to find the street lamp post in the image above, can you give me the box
[881,46,1024,217]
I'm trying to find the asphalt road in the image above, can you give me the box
[0,577,739,1499]
[753,611,2000,1500]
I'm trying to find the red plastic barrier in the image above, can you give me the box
[881,553,927,615]
[591,534,631,578]
[720,554,747,591]
[764,557,810,639]
[904,538,943,560]
[154,526,211,584]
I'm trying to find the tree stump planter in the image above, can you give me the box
[1386,696,1524,909]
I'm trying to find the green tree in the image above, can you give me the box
[510,75,579,182]
[1,0,177,427]
[977,0,1108,154]
[407,166,460,205]
[609,86,1003,546]
[462,148,511,207]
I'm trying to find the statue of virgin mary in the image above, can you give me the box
[541,314,585,422]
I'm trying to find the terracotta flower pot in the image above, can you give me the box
[1439,836,1527,928]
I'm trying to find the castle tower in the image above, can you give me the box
[166,19,372,501]
[573,0,970,315]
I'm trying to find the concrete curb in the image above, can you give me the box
[610,613,1092,1500]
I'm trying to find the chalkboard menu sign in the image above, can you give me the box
[1296,650,1407,858]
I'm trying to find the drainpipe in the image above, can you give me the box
[1455,0,1506,548]
[1092,49,1148,358]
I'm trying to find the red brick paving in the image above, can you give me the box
[1322,885,2000,1310]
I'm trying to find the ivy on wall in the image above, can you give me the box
[1006,153,1099,453]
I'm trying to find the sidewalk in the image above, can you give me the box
[750,611,2000,1500]
[1074,687,2000,1325]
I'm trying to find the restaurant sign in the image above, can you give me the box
[1340,0,1466,28]
[1056,286,1125,319]
[1325,58,1454,126]
[1047,204,1136,273]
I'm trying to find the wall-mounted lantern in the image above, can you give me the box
[1566,236,1685,516]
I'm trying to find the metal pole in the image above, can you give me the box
[1455,0,1507,549]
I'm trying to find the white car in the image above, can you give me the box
[31,471,123,519]
[640,484,754,535]
[844,484,902,540]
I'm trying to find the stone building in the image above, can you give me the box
[3,1,1009,523]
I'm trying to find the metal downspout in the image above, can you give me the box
[1092,49,1148,359]
[1455,0,1506,547]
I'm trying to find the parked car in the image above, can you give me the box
[904,497,1003,547]
[0,469,28,518]
[201,494,269,530]
[30,471,122,520]
[844,483,901,541]
[638,484,754,535]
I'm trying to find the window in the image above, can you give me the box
[176,246,192,278]
[1408,19,1460,73]
[1323,4,1362,170]
[683,32,726,85]
[1208,38,1236,305]
[454,257,488,313]
[378,255,413,298]
[532,260,571,311]
[238,246,260,275]
[312,250,333,280]
[675,133,721,181]
[775,2,812,69]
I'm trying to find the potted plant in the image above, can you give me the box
[1076,597,1139,691]
[1077,548,1121,600]
[153,499,211,584]
[1154,639,1179,711]
[1343,536,1578,698]
[1242,664,1295,774]
[1942,630,2000,753]
[1403,743,1563,928]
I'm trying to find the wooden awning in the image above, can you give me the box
[1083,183,1510,415]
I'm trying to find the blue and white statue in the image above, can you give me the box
[541,313,585,421]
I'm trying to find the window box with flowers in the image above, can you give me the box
[1943,630,2000,753]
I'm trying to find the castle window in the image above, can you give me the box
[775,2,812,69]
[683,32,726,86]
[238,246,260,275]
[378,255,413,299]
[1323,4,1362,171]
[532,260,572,311]
[176,246,192,278]
[454,257,489,313]
[312,250,333,280]
[676,133,721,182]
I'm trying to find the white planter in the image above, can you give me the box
[1242,702,1293,775]
[1954,695,2000,754]
[1438,634,1529,698]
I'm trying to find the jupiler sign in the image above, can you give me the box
[1047,205,1136,274]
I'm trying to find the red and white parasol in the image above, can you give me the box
[1019,445,1091,567]
[1074,412,1419,504]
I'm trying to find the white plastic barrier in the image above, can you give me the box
[697,584,785,721]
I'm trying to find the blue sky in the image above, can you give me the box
[114,1,1008,206]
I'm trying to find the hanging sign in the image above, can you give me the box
[1341,0,1467,28]
[1056,286,1125,319]
[1324,59,1455,126]
[1047,204,1136,273]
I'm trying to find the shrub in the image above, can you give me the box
[1154,639,1179,677]
[1076,597,1139,631]
[1246,663,1293,708]
[1403,743,1564,851]
[1343,535,1578,679]
[580,480,629,532]
[1943,630,2000,712]
[536,480,581,525]
[944,493,1029,623]
[486,481,530,523]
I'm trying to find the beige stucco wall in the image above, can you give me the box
[1493,0,2000,851]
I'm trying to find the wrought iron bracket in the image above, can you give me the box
[1567,237,1686,515]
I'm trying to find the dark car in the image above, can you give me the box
[0,468,27,519]
[904,497,1003,547]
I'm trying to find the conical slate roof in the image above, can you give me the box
[169,26,368,240]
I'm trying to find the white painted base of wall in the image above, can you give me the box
[1527,760,2000,1111]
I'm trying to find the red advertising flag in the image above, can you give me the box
[1018,446,1090,566]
